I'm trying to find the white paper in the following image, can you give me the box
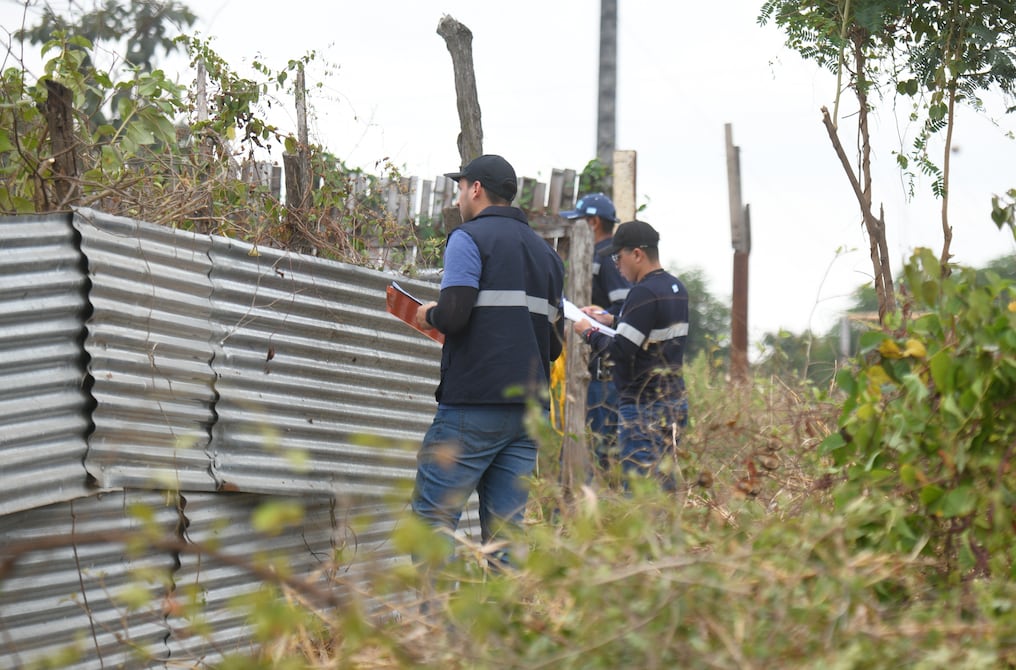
[562,298,616,337]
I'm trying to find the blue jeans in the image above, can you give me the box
[412,405,536,548]
[618,396,689,487]
[586,378,619,469]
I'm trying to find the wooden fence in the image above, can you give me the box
[251,157,583,266]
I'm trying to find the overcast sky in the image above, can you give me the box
[4,0,1015,341]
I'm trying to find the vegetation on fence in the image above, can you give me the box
[0,26,434,269]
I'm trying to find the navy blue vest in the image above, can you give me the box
[436,208,565,406]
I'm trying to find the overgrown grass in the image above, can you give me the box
[213,354,1016,669]
[8,254,1000,668]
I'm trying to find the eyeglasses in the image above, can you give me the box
[611,245,649,263]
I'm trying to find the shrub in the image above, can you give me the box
[822,248,1016,582]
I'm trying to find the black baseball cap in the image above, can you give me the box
[607,220,660,255]
[445,154,518,202]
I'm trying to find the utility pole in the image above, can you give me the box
[597,0,617,185]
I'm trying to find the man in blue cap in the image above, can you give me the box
[560,193,631,471]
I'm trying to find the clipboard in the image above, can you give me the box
[562,298,616,337]
[385,281,445,344]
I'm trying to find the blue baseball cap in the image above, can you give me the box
[559,193,618,223]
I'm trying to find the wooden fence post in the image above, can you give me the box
[285,63,315,254]
[45,80,79,209]
[560,220,594,496]
[725,124,750,382]
[612,150,637,222]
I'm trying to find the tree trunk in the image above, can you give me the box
[854,36,895,323]
[821,106,896,324]
[940,85,956,272]
[818,33,896,325]
[437,15,483,167]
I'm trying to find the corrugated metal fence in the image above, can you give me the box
[0,208,456,668]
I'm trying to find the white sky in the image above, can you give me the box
[4,0,1015,341]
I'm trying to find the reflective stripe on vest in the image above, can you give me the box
[608,287,630,303]
[616,321,689,347]
[475,289,560,322]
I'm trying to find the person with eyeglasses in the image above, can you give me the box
[559,193,631,471]
[571,220,690,488]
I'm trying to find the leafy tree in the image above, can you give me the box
[17,0,196,72]
[761,252,1016,386]
[980,252,1016,282]
[0,28,411,266]
[760,0,1016,324]
[849,282,880,315]
[754,328,841,388]
[0,30,185,212]
[12,0,194,138]
[847,253,1016,315]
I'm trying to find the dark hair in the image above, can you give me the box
[473,179,512,205]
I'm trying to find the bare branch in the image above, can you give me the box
[821,106,897,322]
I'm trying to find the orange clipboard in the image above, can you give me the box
[385,281,445,344]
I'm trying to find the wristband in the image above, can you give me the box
[582,327,596,342]
[425,307,436,327]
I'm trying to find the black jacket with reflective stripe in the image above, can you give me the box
[588,268,688,404]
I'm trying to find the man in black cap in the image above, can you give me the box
[560,193,631,471]
[412,154,565,563]
[572,220,689,488]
